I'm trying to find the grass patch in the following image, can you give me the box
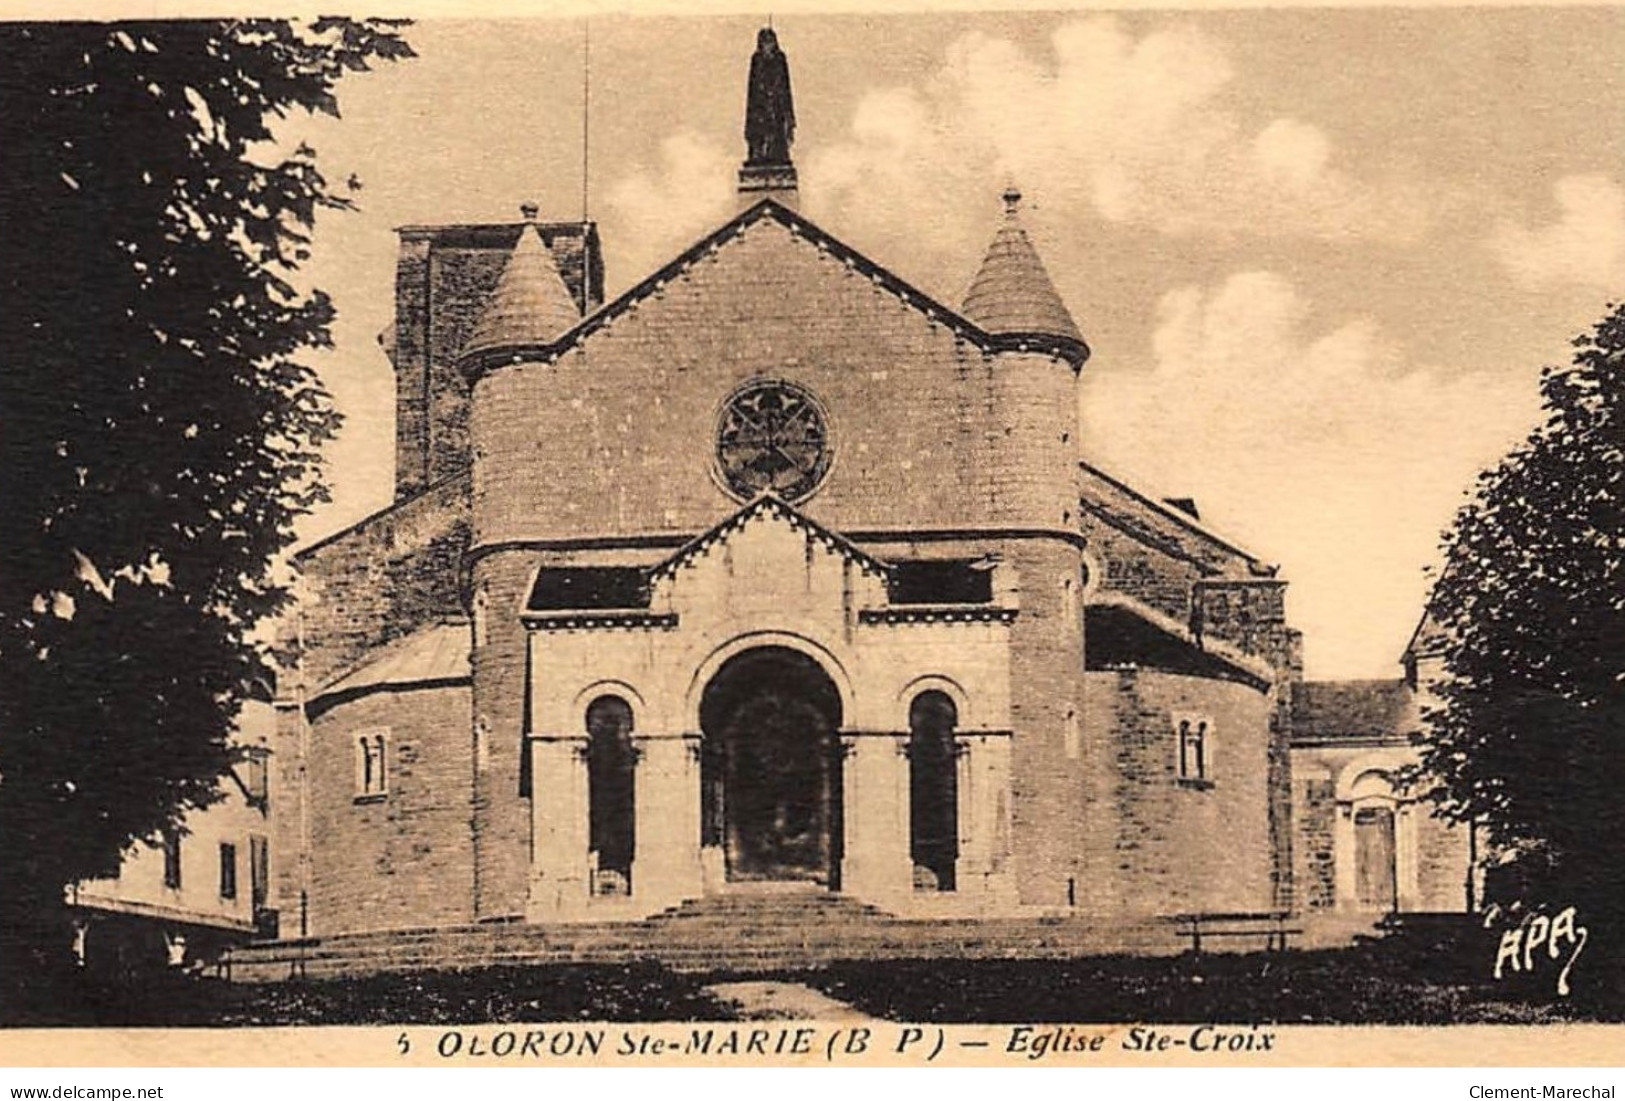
[793,944,1618,1024]
[3,963,731,1027]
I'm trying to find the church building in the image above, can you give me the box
[269,29,1317,941]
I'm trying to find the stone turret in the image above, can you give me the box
[963,188,1086,355]
[461,206,584,359]
[388,208,601,501]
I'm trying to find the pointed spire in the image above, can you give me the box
[962,187,1085,347]
[461,206,582,359]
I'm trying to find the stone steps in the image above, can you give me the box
[222,892,1183,982]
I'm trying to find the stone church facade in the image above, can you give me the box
[266,34,1465,943]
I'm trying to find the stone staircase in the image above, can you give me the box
[220,890,1185,982]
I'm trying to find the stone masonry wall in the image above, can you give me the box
[392,224,600,501]
[1293,775,1337,910]
[304,685,475,936]
[1083,521,1206,622]
[1084,667,1276,917]
[1004,538,1088,907]
[469,550,539,921]
[469,215,1081,552]
[269,700,305,927]
[1414,800,1472,912]
[293,475,471,691]
[1289,742,1472,914]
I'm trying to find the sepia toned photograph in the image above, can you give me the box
[1,4,1622,1064]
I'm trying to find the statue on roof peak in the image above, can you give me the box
[745,27,795,168]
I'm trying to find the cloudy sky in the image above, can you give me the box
[287,9,1625,681]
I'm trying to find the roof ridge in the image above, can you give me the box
[1078,458,1275,574]
[460,199,1090,380]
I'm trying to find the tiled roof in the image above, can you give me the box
[315,621,471,705]
[1077,460,1274,579]
[461,223,582,358]
[1293,679,1414,741]
[962,189,1085,347]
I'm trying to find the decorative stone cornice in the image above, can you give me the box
[520,611,678,632]
[858,606,1018,626]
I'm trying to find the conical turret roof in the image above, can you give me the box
[462,218,582,358]
[962,188,1084,346]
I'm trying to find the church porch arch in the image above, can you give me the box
[683,631,855,734]
[698,645,845,888]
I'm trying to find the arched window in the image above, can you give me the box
[586,696,636,895]
[354,729,390,800]
[909,690,959,892]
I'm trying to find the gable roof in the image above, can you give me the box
[460,198,1091,379]
[648,492,890,583]
[1293,679,1414,742]
[1404,606,1448,662]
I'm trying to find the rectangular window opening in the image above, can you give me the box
[528,567,650,611]
[355,729,391,800]
[889,560,994,605]
[162,832,182,890]
[1177,718,1212,787]
[219,841,238,900]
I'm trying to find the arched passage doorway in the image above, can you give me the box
[699,646,843,886]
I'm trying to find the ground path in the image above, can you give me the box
[705,980,871,1020]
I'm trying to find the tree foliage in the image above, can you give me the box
[1421,302,1625,917]
[0,20,412,954]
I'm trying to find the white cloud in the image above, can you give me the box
[604,131,736,291]
[1253,119,1332,193]
[1492,174,1625,291]
[1080,271,1541,678]
[801,14,1431,285]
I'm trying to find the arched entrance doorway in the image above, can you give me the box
[1348,769,1400,912]
[699,646,843,886]
[1354,807,1397,911]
